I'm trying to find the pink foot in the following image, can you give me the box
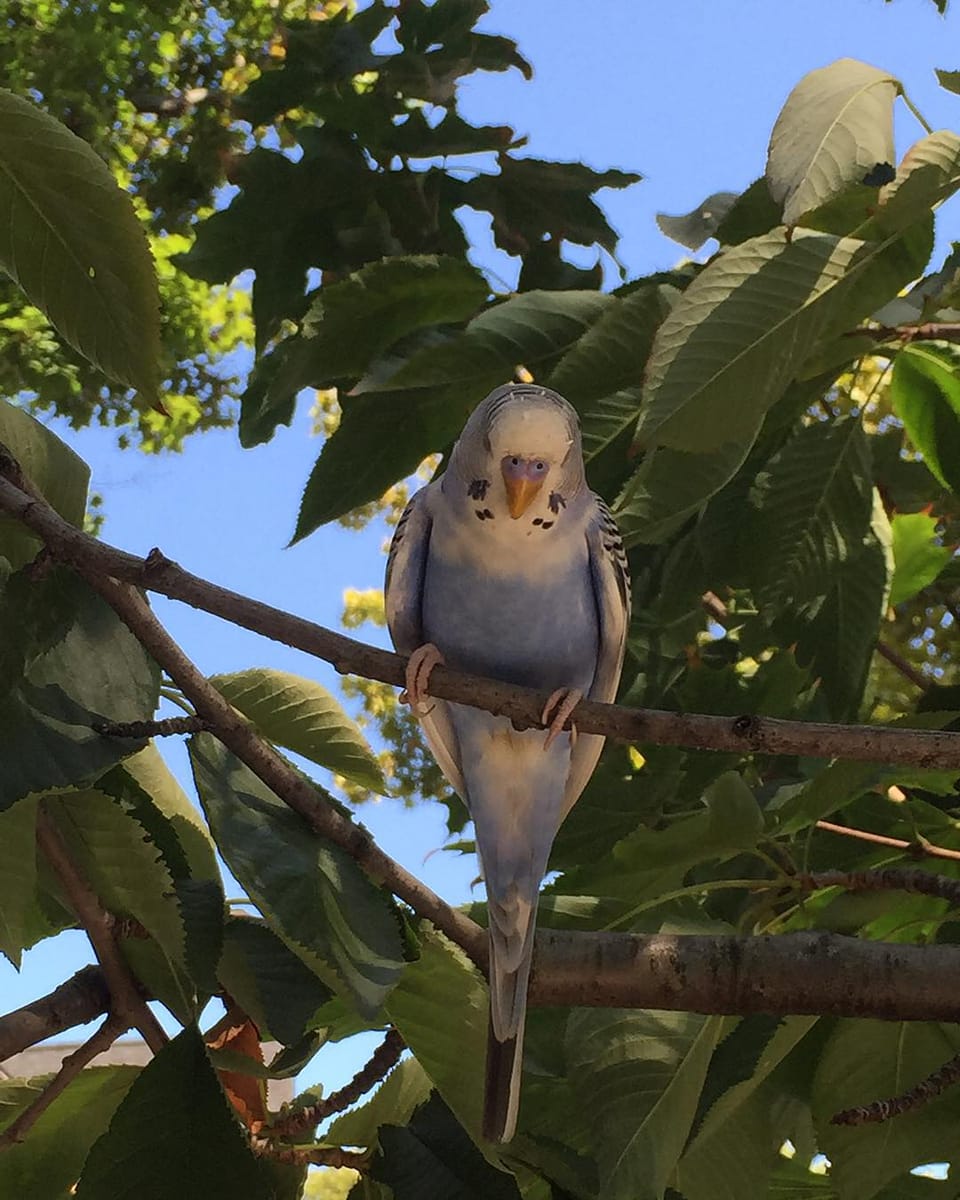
[402,643,445,714]
[541,687,582,749]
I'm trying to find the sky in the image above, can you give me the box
[5,0,960,1105]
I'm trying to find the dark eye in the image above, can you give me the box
[535,461,545,472]
[511,456,519,466]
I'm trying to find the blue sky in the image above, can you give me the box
[5,0,960,1101]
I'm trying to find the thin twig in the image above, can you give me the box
[815,820,960,863]
[853,322,960,343]
[875,640,929,691]
[93,715,210,738]
[1,469,960,772]
[266,1028,405,1139]
[0,1014,125,1148]
[35,805,168,1053]
[800,867,960,907]
[832,1052,960,1126]
[251,1140,368,1169]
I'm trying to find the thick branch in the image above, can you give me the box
[2,469,960,772]
[35,806,168,1053]
[527,930,960,1022]
[0,965,109,1061]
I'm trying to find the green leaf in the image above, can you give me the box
[673,1083,778,1200]
[793,502,893,720]
[636,225,931,455]
[0,90,159,400]
[372,1092,522,1200]
[0,399,89,571]
[889,510,953,605]
[936,68,960,95]
[567,1009,724,1200]
[714,178,783,246]
[295,291,611,534]
[241,256,490,447]
[385,928,487,1141]
[210,667,386,794]
[656,193,739,251]
[357,291,612,394]
[891,341,960,494]
[0,795,37,966]
[745,418,874,612]
[615,438,752,548]
[46,791,193,999]
[217,915,333,1046]
[190,734,404,1018]
[328,1058,432,1149]
[812,1020,960,1200]
[76,1026,270,1200]
[875,130,960,234]
[0,1066,139,1199]
[0,568,160,810]
[766,59,898,228]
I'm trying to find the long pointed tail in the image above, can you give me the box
[483,887,536,1143]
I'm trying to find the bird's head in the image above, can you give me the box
[451,384,584,521]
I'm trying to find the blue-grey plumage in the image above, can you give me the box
[385,382,630,1143]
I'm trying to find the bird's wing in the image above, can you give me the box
[384,487,466,799]
[561,493,631,814]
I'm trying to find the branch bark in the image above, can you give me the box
[0,966,110,1061]
[2,468,960,771]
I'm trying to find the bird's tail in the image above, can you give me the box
[482,883,537,1143]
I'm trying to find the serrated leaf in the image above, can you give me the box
[190,734,403,1018]
[673,1082,778,1200]
[0,90,159,400]
[891,340,960,494]
[615,438,752,548]
[46,791,189,986]
[656,192,739,250]
[746,418,874,612]
[766,59,898,228]
[373,1093,522,1200]
[210,668,386,794]
[328,1058,432,1149]
[567,1009,724,1200]
[0,568,160,810]
[877,130,960,234]
[812,1020,960,1200]
[0,399,89,571]
[889,510,953,605]
[0,795,37,967]
[385,928,487,1140]
[76,1027,270,1200]
[792,490,892,719]
[0,1066,139,1199]
[218,916,333,1046]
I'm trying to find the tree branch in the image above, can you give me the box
[0,1014,125,1149]
[0,965,110,1062]
[266,1028,405,1139]
[815,820,960,863]
[831,1051,960,1126]
[35,805,168,1053]
[1,467,960,771]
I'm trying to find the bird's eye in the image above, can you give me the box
[534,461,545,472]
[510,456,519,466]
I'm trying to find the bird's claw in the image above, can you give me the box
[404,643,445,715]
[541,687,582,749]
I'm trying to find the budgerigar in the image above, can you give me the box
[385,383,630,1143]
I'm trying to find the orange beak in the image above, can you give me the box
[503,473,544,519]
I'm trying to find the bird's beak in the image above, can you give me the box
[503,473,543,518]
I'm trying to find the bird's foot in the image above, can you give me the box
[402,643,445,714]
[541,687,582,750]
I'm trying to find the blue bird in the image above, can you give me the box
[385,383,630,1142]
